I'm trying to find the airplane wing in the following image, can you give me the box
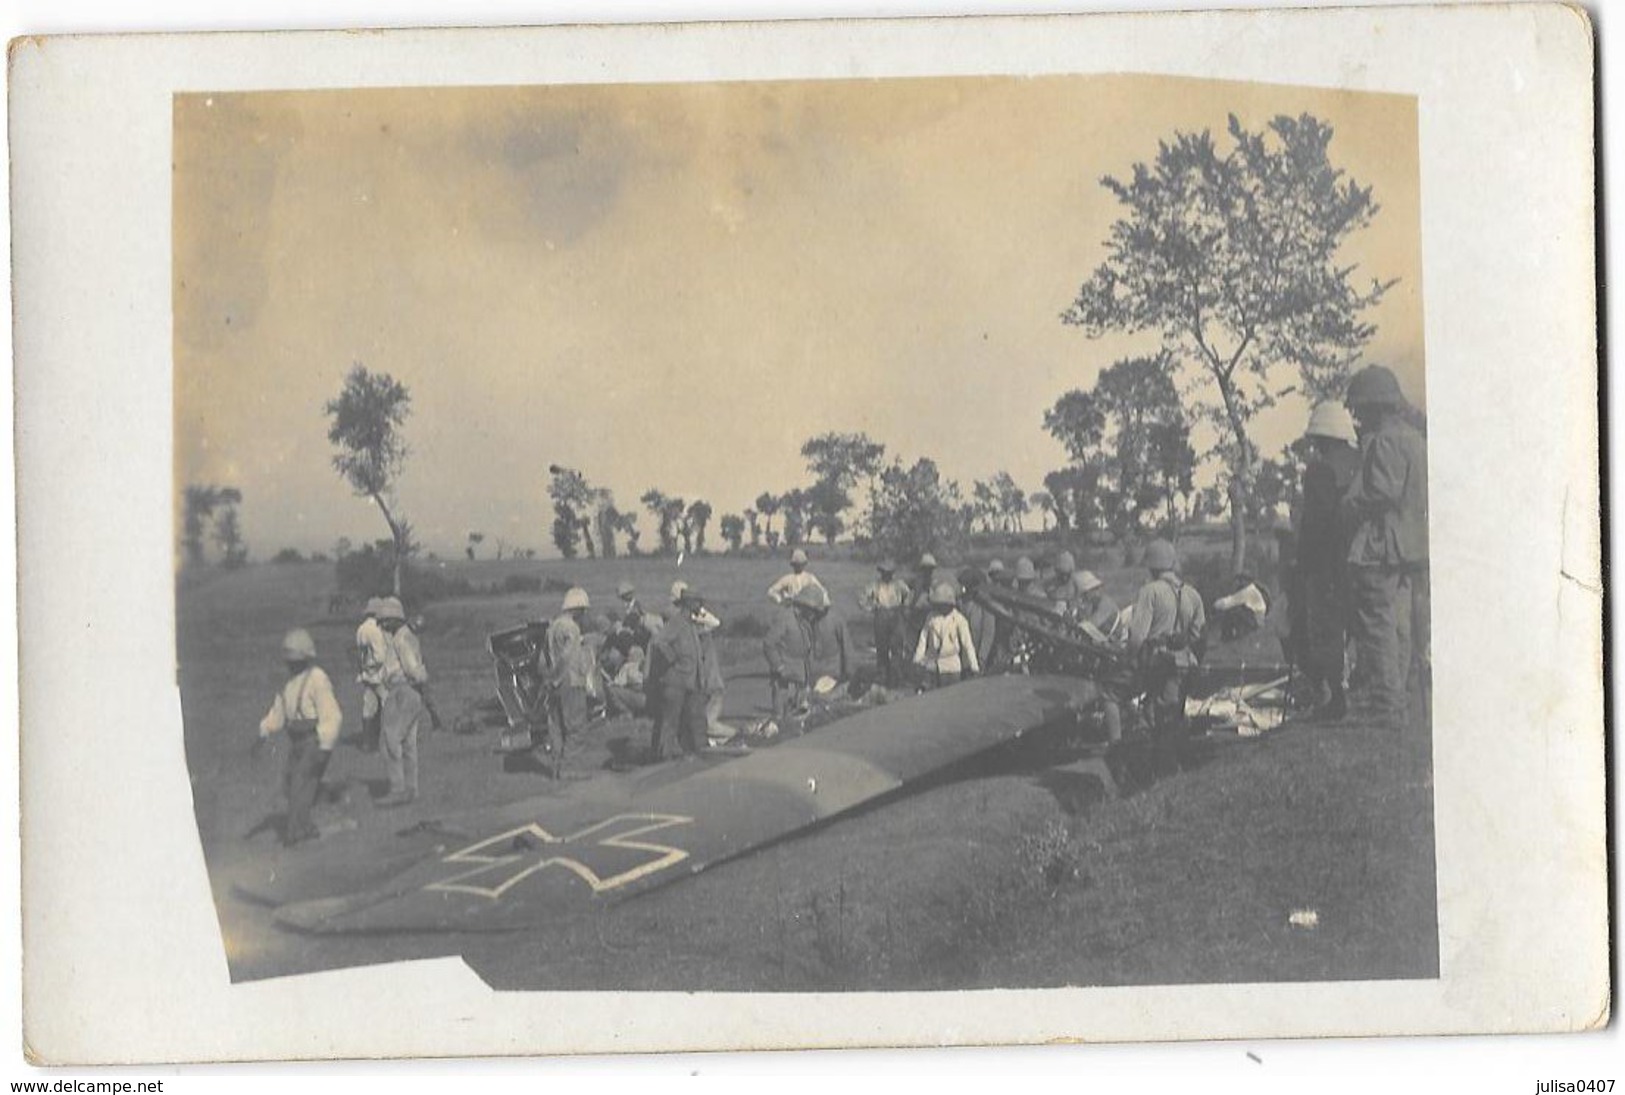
[262,673,1101,935]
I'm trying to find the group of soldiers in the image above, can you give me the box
[254,595,435,846]
[249,364,1427,844]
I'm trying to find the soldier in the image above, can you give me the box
[375,597,427,806]
[767,547,827,606]
[1126,539,1207,770]
[956,568,999,673]
[543,587,597,779]
[256,629,344,846]
[1341,365,1429,730]
[1011,556,1040,596]
[648,587,716,758]
[912,581,980,688]
[1069,570,1122,642]
[764,584,850,720]
[353,596,393,753]
[404,612,445,733]
[986,558,1010,587]
[1293,402,1364,721]
[859,559,911,688]
[1047,550,1078,611]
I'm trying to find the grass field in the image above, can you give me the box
[177,552,1436,988]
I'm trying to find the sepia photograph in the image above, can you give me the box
[10,2,1603,1065]
[173,73,1435,990]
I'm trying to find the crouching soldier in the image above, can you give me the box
[1126,539,1206,772]
[764,584,850,720]
[257,629,343,845]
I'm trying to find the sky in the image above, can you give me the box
[173,74,1423,559]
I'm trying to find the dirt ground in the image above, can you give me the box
[178,555,1436,989]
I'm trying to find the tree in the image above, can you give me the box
[805,479,849,546]
[1063,113,1393,570]
[333,536,353,560]
[801,432,886,536]
[548,465,599,558]
[779,489,809,548]
[593,494,621,559]
[1030,490,1057,531]
[744,508,761,547]
[641,489,682,555]
[754,492,781,546]
[719,513,746,552]
[1044,465,1103,534]
[615,511,642,556]
[1045,354,1195,539]
[212,499,248,568]
[867,457,969,564]
[180,484,240,567]
[991,472,1029,532]
[325,364,414,595]
[686,499,714,554]
[466,531,484,561]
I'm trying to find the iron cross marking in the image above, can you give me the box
[425,813,694,901]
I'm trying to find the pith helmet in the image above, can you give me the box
[1053,550,1076,575]
[616,580,636,598]
[363,596,386,617]
[1014,557,1037,581]
[1345,364,1405,408]
[794,584,830,610]
[790,548,809,565]
[376,596,405,622]
[919,552,938,569]
[929,581,959,607]
[281,628,317,662]
[1144,539,1178,572]
[562,587,591,611]
[1306,402,1359,445]
[1073,570,1103,594]
[877,559,897,574]
[987,559,1007,575]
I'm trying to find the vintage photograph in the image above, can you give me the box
[172,72,1437,992]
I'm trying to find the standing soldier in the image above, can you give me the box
[1047,550,1078,612]
[986,558,1010,588]
[859,559,911,688]
[404,612,445,733]
[767,547,827,606]
[764,584,850,720]
[912,581,980,688]
[1341,365,1430,730]
[375,597,425,806]
[1126,540,1207,773]
[956,568,999,674]
[256,629,344,846]
[648,587,715,758]
[544,587,596,779]
[1293,402,1363,721]
[353,597,393,753]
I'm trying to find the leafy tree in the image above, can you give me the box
[801,432,886,535]
[180,484,241,567]
[1045,354,1195,539]
[1030,490,1057,531]
[1063,113,1393,570]
[547,465,601,558]
[593,495,621,559]
[212,500,248,568]
[743,508,761,547]
[326,364,414,595]
[805,479,849,546]
[271,547,305,564]
[991,471,1029,532]
[615,511,642,556]
[1043,465,1103,533]
[780,489,810,547]
[551,510,580,559]
[719,513,746,552]
[754,492,780,545]
[685,499,714,554]
[333,536,353,560]
[867,457,968,564]
[466,531,484,561]
[640,489,682,555]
